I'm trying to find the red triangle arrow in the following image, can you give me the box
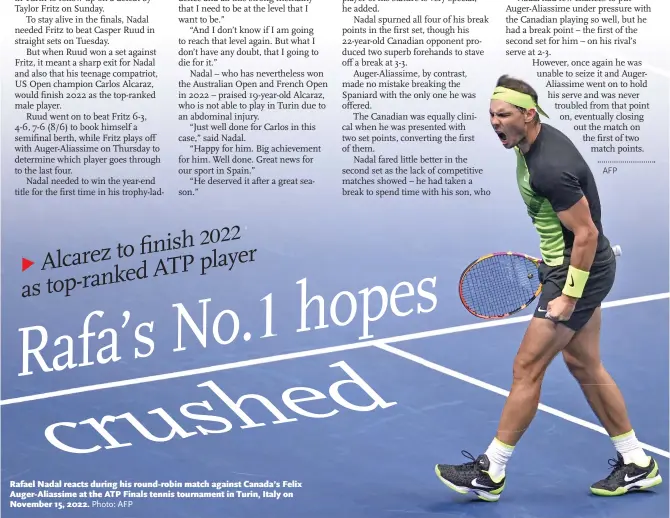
[22,258,34,272]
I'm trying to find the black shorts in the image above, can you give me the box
[533,247,616,331]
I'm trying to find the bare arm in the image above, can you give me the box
[556,196,599,300]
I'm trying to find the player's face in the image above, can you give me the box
[489,100,528,149]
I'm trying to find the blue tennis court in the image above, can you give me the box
[2,171,669,517]
[2,288,667,518]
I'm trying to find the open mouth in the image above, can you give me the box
[495,131,508,144]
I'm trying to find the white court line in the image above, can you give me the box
[0,292,667,407]
[375,342,670,460]
[381,292,669,345]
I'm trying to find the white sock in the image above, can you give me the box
[611,430,649,466]
[484,437,515,480]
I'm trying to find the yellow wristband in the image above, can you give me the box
[562,265,590,298]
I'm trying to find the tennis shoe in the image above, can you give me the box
[435,451,505,502]
[590,453,662,496]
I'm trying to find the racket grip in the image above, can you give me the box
[612,245,622,257]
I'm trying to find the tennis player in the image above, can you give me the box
[434,75,662,501]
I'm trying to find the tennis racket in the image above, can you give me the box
[458,245,622,319]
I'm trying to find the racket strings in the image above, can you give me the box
[460,255,541,317]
